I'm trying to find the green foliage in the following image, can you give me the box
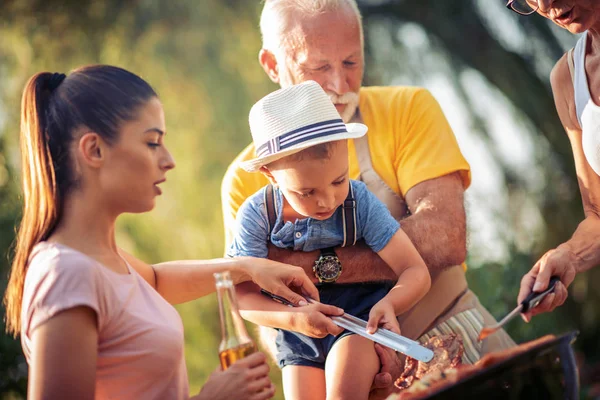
[0,1,283,397]
[0,137,26,398]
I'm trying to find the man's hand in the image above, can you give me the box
[367,300,400,335]
[239,257,320,305]
[194,353,275,400]
[290,302,345,338]
[517,246,576,322]
[369,344,402,400]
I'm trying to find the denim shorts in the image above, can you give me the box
[275,281,395,370]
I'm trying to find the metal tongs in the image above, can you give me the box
[478,276,560,341]
[260,289,434,363]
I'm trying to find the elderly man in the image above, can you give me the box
[221,0,515,396]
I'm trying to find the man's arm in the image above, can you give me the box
[400,171,467,271]
[267,244,395,283]
[266,172,466,277]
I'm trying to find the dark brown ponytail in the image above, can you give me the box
[4,65,157,336]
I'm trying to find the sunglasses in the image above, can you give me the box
[506,0,539,15]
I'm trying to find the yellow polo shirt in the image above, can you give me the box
[221,86,471,248]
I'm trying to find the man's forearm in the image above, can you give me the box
[399,207,466,272]
[267,173,468,279]
[268,243,396,283]
[267,211,465,280]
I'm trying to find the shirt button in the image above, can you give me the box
[295,232,302,239]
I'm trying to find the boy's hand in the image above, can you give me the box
[367,300,400,335]
[291,303,344,338]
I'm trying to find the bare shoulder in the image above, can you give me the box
[549,53,600,215]
[550,52,571,89]
[119,249,156,288]
[550,52,579,133]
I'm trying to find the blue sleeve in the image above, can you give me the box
[353,181,401,253]
[227,191,270,258]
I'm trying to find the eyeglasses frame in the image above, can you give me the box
[506,0,539,16]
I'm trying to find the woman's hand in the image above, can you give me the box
[193,352,275,400]
[238,257,319,305]
[517,245,577,322]
[290,302,345,338]
[367,300,401,335]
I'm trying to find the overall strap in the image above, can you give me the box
[355,132,375,171]
[341,184,357,247]
[266,183,356,245]
[265,184,356,247]
[264,184,277,235]
[354,134,408,220]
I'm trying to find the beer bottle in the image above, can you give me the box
[214,271,257,370]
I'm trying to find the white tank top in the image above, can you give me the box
[572,31,600,176]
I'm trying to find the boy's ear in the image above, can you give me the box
[259,48,280,84]
[259,166,278,185]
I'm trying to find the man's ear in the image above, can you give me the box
[259,166,278,185]
[77,132,105,168]
[259,48,280,84]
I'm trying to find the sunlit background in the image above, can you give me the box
[1,1,599,398]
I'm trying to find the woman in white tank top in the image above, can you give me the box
[507,0,600,319]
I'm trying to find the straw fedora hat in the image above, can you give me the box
[240,80,367,172]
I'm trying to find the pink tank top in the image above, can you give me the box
[20,242,189,399]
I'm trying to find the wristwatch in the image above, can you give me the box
[313,247,342,283]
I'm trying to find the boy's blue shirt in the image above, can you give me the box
[228,180,400,258]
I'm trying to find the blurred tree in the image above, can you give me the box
[359,0,599,392]
[1,0,273,397]
[0,135,26,397]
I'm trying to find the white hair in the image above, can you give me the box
[260,0,364,57]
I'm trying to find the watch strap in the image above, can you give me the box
[320,247,337,257]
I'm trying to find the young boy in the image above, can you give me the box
[228,80,431,400]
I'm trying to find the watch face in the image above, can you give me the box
[315,255,342,282]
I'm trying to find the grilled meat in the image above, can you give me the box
[395,334,464,390]
[387,335,557,400]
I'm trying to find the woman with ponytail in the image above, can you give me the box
[4,65,319,400]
